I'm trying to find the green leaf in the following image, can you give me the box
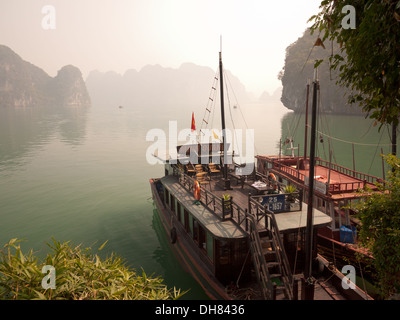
[33,290,47,300]
[98,240,108,251]
[314,59,324,69]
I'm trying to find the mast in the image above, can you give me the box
[303,66,318,300]
[219,50,231,190]
[304,79,310,160]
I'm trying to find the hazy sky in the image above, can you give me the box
[0,0,322,96]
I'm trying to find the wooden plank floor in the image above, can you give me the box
[205,174,257,210]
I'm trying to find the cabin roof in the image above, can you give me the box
[273,203,332,232]
[161,175,247,239]
[152,142,233,163]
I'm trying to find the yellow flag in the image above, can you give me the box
[212,130,219,140]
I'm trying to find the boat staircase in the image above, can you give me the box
[246,211,294,300]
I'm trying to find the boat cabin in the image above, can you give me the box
[156,174,251,285]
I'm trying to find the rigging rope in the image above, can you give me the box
[223,68,259,158]
[224,71,242,159]
[199,69,219,140]
[307,126,393,147]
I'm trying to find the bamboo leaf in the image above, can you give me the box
[98,240,108,251]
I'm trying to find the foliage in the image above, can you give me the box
[0,238,185,300]
[352,155,400,298]
[283,184,297,194]
[222,193,231,201]
[283,184,297,202]
[309,0,400,127]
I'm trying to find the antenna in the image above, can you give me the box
[220,35,222,53]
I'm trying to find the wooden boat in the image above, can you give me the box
[254,75,381,284]
[149,51,373,300]
[255,155,377,272]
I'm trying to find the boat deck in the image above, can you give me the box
[164,170,331,235]
[203,173,331,232]
[161,175,247,239]
[256,155,380,199]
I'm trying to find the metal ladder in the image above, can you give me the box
[247,212,293,300]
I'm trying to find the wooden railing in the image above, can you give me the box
[316,159,380,185]
[271,159,306,183]
[270,157,380,194]
[174,167,249,232]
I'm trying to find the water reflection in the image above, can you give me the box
[0,106,89,171]
[57,106,89,146]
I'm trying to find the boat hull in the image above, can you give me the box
[149,178,231,300]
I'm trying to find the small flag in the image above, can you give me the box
[212,130,219,140]
[191,112,196,132]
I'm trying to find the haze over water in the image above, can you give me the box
[0,99,394,298]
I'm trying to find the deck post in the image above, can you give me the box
[245,209,248,232]
[222,197,225,220]
[293,278,299,300]
[248,193,251,215]
[303,66,318,300]
[272,282,277,300]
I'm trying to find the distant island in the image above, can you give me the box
[0,45,90,107]
[85,63,252,109]
[279,29,363,115]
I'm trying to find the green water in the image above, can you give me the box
[0,101,394,299]
[280,112,396,178]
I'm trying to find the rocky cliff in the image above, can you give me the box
[0,45,90,107]
[279,29,363,115]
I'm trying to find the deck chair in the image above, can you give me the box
[196,172,211,189]
[186,163,196,176]
[208,163,221,174]
[195,164,205,174]
[177,163,185,172]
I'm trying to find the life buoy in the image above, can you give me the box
[194,181,201,201]
[268,172,278,190]
[170,227,177,244]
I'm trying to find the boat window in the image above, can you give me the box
[170,194,175,211]
[188,214,193,236]
[192,219,206,250]
[165,189,169,206]
[184,209,190,233]
[193,219,199,243]
[206,233,213,261]
[176,202,181,221]
[180,207,185,225]
[198,224,206,251]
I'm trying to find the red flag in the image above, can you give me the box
[191,112,196,132]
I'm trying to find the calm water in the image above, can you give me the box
[0,101,394,299]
